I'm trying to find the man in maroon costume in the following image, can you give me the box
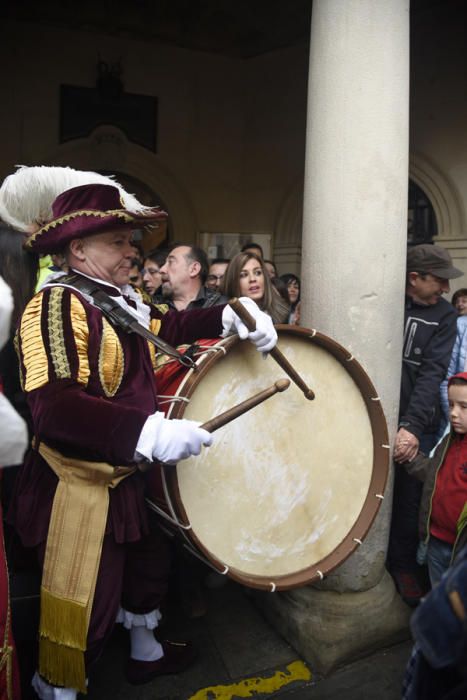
[3,173,277,700]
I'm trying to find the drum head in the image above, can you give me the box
[163,327,388,590]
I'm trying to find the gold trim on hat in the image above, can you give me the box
[25,209,148,248]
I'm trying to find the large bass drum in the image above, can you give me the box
[146,326,389,591]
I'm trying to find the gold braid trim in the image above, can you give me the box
[150,318,162,336]
[148,319,162,369]
[98,318,124,397]
[0,530,13,699]
[26,209,135,247]
[48,288,71,379]
[13,332,24,391]
[147,341,156,370]
[69,295,90,386]
[20,293,49,392]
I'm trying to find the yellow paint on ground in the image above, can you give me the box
[188,660,312,700]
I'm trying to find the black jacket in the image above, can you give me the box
[399,296,457,438]
[156,286,227,311]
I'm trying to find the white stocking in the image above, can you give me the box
[32,672,77,700]
[116,606,164,662]
[129,625,164,662]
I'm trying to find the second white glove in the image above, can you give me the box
[136,411,213,465]
[221,296,278,353]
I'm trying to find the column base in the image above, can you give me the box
[254,570,412,677]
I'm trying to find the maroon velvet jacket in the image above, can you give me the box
[9,276,224,547]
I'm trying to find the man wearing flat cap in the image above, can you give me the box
[388,243,463,606]
[0,167,277,700]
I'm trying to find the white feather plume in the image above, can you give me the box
[0,165,152,232]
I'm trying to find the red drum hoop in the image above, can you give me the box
[146,326,389,591]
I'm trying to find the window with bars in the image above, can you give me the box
[408,180,437,246]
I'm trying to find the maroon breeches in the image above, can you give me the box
[37,524,172,672]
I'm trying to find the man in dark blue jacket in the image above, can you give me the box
[388,244,462,605]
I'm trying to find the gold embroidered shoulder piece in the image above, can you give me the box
[48,287,71,380]
[19,292,49,392]
[98,318,124,397]
[147,319,162,370]
[69,294,90,386]
[150,318,162,337]
[18,288,91,392]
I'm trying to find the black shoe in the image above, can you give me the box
[126,640,197,685]
[392,570,426,607]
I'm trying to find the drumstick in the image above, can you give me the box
[137,379,290,472]
[200,379,290,433]
[229,297,315,401]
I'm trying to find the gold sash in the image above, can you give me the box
[37,442,135,693]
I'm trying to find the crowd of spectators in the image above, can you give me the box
[135,239,301,325]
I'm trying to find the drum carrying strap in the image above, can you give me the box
[54,273,195,368]
[37,442,135,694]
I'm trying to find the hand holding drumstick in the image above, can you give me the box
[228,297,315,400]
[138,378,290,470]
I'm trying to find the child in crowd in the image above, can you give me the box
[451,287,467,316]
[403,372,467,587]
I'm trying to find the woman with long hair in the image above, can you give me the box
[280,273,301,325]
[222,252,289,324]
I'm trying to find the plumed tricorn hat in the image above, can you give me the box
[24,183,167,254]
[0,166,167,253]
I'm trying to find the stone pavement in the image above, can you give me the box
[87,577,413,700]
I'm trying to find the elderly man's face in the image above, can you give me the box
[71,229,135,288]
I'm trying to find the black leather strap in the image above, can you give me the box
[53,273,196,368]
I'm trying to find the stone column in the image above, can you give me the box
[257,0,412,674]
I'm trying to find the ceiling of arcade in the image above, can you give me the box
[1,0,312,58]
[0,0,456,59]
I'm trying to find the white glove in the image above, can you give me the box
[221,297,278,353]
[136,411,213,465]
[0,394,28,466]
[0,275,14,350]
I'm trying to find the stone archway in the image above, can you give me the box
[45,125,199,243]
[273,177,304,275]
[409,151,463,241]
